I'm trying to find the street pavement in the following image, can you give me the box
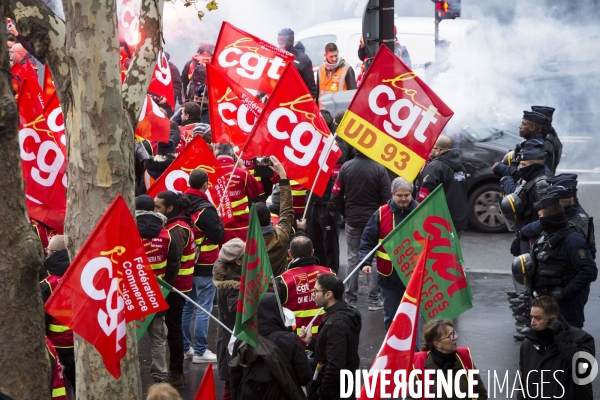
[139,136,600,398]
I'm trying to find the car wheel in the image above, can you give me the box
[468,183,507,233]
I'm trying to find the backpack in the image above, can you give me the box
[229,332,307,400]
[543,127,563,172]
[186,53,211,100]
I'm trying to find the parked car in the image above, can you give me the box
[319,89,521,233]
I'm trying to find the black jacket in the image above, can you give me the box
[416,149,468,230]
[290,47,317,100]
[518,315,594,400]
[136,212,180,284]
[331,152,391,228]
[186,191,224,276]
[307,300,361,400]
[213,260,241,381]
[40,250,71,303]
[359,198,418,289]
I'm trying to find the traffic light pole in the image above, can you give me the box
[434,9,440,45]
[379,0,395,53]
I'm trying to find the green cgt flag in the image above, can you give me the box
[381,185,473,321]
[233,205,274,347]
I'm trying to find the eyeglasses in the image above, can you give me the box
[45,248,57,254]
[310,288,327,294]
[439,330,458,341]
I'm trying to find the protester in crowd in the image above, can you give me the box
[181,42,213,102]
[154,191,196,389]
[213,238,245,400]
[357,26,411,85]
[277,28,317,100]
[519,296,594,399]
[146,383,182,400]
[254,156,298,276]
[415,135,468,235]
[7,21,38,63]
[299,274,361,400]
[135,195,179,383]
[39,235,75,392]
[359,177,419,328]
[214,143,262,243]
[316,42,356,105]
[410,319,488,399]
[192,122,212,146]
[46,337,72,399]
[164,52,183,106]
[276,236,335,338]
[230,293,312,400]
[182,169,224,364]
[136,140,177,195]
[332,149,391,309]
[176,102,205,153]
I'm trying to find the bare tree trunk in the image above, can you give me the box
[8,0,163,394]
[0,17,50,400]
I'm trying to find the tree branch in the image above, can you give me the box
[121,0,164,130]
[8,0,72,112]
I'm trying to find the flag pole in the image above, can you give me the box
[304,242,382,331]
[158,279,234,335]
[302,132,339,220]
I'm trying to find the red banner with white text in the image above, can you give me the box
[147,51,175,110]
[18,77,67,233]
[212,22,295,95]
[45,195,169,378]
[207,63,263,146]
[337,45,454,182]
[135,95,171,143]
[243,65,341,197]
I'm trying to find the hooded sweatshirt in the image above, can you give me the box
[416,149,468,230]
[136,211,180,284]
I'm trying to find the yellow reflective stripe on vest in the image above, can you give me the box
[376,238,390,260]
[178,266,194,276]
[200,244,219,251]
[158,273,165,279]
[48,324,70,333]
[296,326,319,334]
[231,197,248,208]
[151,261,167,270]
[52,387,66,398]
[233,207,250,216]
[291,189,307,196]
[294,308,325,318]
[181,253,195,262]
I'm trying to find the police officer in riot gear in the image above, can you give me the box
[531,105,562,172]
[530,195,597,328]
[520,176,595,258]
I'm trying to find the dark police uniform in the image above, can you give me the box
[531,217,598,328]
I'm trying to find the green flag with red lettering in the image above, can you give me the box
[381,185,473,321]
[233,206,274,347]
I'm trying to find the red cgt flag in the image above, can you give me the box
[359,239,430,399]
[337,45,454,182]
[135,95,171,143]
[43,65,56,104]
[243,65,342,197]
[194,363,217,400]
[148,51,175,110]
[212,22,295,95]
[207,63,263,146]
[146,134,228,205]
[45,195,169,379]
[18,79,67,233]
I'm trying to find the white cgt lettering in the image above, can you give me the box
[19,128,65,187]
[217,47,285,81]
[154,52,171,86]
[80,257,126,349]
[267,107,339,171]
[218,102,256,133]
[367,84,439,143]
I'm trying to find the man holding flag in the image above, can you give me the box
[359,177,419,331]
[299,274,362,400]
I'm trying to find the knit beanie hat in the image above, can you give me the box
[135,194,155,211]
[218,238,245,263]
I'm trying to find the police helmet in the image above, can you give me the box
[512,253,535,287]
[500,193,524,231]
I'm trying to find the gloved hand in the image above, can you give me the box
[550,287,566,302]
[492,162,503,177]
[510,235,521,257]
[547,318,564,334]
[511,168,521,182]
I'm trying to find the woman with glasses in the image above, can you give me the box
[411,319,488,399]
